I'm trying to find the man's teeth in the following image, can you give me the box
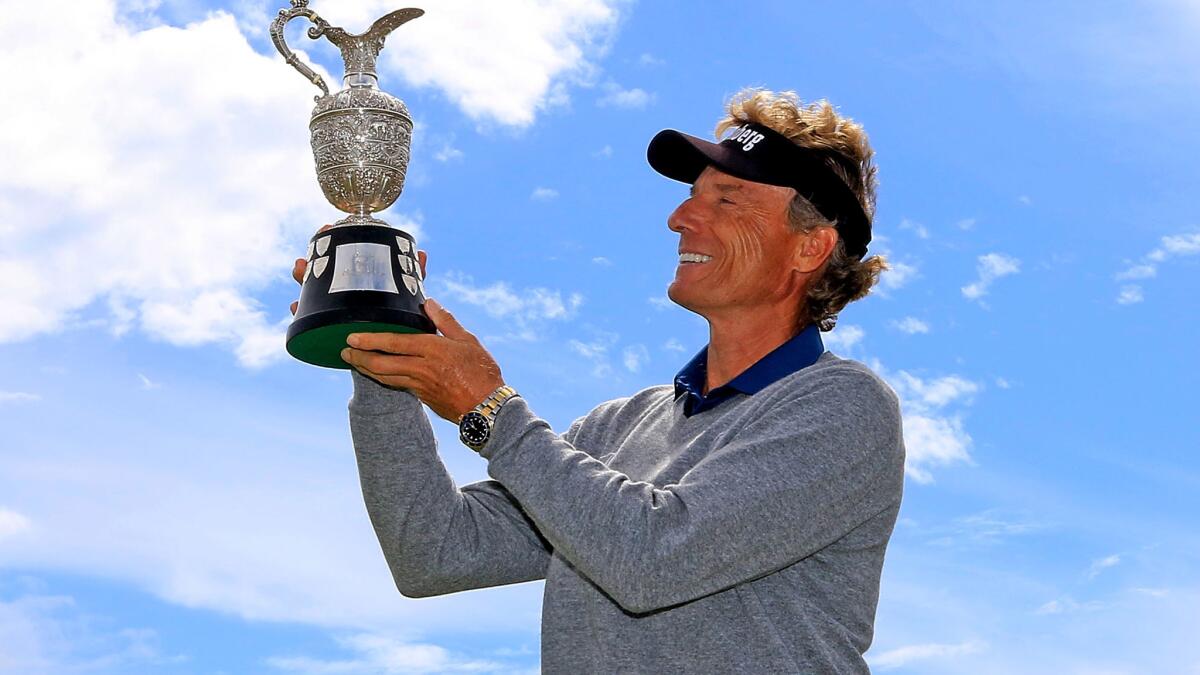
[679,253,713,263]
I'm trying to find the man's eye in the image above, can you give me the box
[719,197,736,205]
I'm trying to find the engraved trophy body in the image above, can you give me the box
[273,0,434,369]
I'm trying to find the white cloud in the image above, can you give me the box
[1086,554,1123,580]
[898,217,930,239]
[598,82,653,109]
[1018,195,1033,205]
[0,591,181,672]
[530,187,560,201]
[0,391,40,404]
[956,217,977,230]
[1162,232,1200,255]
[0,3,331,366]
[433,140,464,163]
[880,260,919,292]
[876,365,980,483]
[622,344,649,373]
[593,145,614,158]
[1117,285,1144,305]
[637,52,665,67]
[435,271,582,340]
[647,295,673,310]
[1115,231,1200,303]
[892,372,979,409]
[0,508,32,539]
[891,317,930,335]
[663,338,687,353]
[0,0,626,367]
[1116,264,1157,280]
[962,253,1021,301]
[591,256,612,266]
[308,0,623,128]
[569,331,619,377]
[268,632,509,674]
[1034,596,1107,615]
[870,639,986,670]
[824,324,865,353]
[137,374,161,390]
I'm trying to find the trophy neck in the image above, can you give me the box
[343,72,379,89]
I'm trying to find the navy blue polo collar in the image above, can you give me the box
[673,324,825,417]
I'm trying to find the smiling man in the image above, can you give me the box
[305,89,905,673]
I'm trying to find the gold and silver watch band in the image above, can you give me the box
[476,385,518,420]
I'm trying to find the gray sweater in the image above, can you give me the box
[347,351,904,673]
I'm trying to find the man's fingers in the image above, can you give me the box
[424,299,474,341]
[342,348,428,378]
[417,250,428,279]
[290,300,298,315]
[345,332,439,356]
[293,258,307,285]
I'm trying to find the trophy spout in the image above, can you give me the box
[322,8,424,88]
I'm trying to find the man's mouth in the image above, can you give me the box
[678,252,713,264]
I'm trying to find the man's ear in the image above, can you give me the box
[794,226,839,274]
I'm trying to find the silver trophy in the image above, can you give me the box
[273,0,434,369]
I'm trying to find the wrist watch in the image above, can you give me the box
[458,384,519,451]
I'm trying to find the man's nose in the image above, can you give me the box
[667,200,693,234]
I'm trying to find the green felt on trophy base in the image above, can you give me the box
[287,321,425,370]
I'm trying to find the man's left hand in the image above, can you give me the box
[341,298,505,423]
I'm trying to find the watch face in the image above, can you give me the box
[459,411,491,447]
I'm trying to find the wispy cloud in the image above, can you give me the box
[268,632,514,674]
[597,82,654,109]
[870,639,986,670]
[962,253,1021,302]
[436,271,583,340]
[824,324,865,353]
[137,374,161,390]
[899,217,930,239]
[876,365,980,483]
[0,591,183,672]
[0,390,40,404]
[530,187,559,201]
[891,317,930,335]
[0,508,32,539]
[879,260,920,292]
[622,344,650,373]
[1086,553,1123,580]
[569,331,619,377]
[1034,596,1107,615]
[1114,231,1200,304]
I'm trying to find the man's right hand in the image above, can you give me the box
[289,224,428,315]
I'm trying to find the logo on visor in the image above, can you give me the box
[728,125,766,152]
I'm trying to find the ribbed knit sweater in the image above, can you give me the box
[347,350,904,673]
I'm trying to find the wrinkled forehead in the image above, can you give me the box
[694,165,797,203]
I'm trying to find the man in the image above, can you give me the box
[292,89,904,673]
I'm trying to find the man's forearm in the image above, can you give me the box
[348,371,552,597]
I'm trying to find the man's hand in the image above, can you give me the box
[289,224,428,314]
[341,299,505,423]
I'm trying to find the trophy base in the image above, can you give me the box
[287,224,434,370]
[287,307,434,370]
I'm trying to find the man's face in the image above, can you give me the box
[667,166,807,316]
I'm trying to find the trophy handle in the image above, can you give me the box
[270,1,334,99]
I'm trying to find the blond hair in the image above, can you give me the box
[716,89,888,332]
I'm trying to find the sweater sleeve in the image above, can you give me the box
[479,368,905,614]
[348,371,562,598]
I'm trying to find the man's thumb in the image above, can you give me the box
[425,298,470,340]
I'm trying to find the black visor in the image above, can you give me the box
[647,122,871,259]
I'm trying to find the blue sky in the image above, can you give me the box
[1,0,1198,672]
